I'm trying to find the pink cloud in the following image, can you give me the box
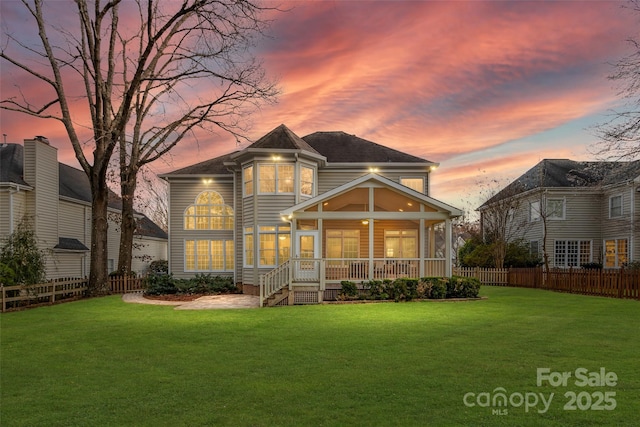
[1,1,635,208]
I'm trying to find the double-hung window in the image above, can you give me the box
[243,165,254,196]
[259,164,294,194]
[300,165,314,197]
[529,201,541,222]
[529,240,540,258]
[547,199,565,220]
[609,195,622,218]
[605,239,628,268]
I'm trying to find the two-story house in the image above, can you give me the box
[162,124,463,304]
[0,137,168,279]
[478,159,640,269]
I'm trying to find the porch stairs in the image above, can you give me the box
[264,287,291,307]
[260,260,322,307]
[260,260,292,307]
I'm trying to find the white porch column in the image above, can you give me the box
[419,218,425,277]
[445,218,452,277]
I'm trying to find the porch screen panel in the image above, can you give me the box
[401,230,417,258]
[326,230,359,258]
[385,230,416,258]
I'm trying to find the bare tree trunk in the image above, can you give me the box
[89,172,111,295]
[117,168,138,275]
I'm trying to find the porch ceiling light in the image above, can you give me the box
[361,219,369,225]
[272,155,281,161]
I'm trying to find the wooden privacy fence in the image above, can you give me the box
[1,275,146,312]
[456,267,640,301]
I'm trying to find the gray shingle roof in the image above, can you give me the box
[162,151,238,176]
[164,125,434,176]
[303,131,433,164]
[248,124,321,154]
[0,143,30,186]
[55,237,90,251]
[135,214,168,239]
[481,159,640,207]
[1,143,166,239]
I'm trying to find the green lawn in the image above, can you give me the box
[1,287,639,426]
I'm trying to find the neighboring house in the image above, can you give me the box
[0,137,168,279]
[161,124,462,302]
[479,159,640,269]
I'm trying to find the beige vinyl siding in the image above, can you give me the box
[48,252,85,278]
[0,190,27,237]
[317,170,367,195]
[132,237,167,274]
[0,192,9,237]
[513,190,603,266]
[24,140,59,252]
[59,200,90,243]
[168,178,235,278]
[602,186,632,236]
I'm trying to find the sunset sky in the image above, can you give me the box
[0,1,637,211]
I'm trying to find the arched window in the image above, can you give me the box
[184,191,234,230]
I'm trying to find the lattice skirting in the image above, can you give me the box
[294,291,319,304]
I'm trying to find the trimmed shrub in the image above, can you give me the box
[429,280,447,299]
[581,262,602,270]
[417,277,447,299]
[144,272,177,295]
[149,260,169,274]
[362,280,389,300]
[143,273,237,296]
[338,280,359,300]
[446,276,481,298]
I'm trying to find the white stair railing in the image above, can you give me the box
[260,260,291,306]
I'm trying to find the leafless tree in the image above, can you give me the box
[593,0,640,160]
[477,179,530,269]
[1,0,278,292]
[136,169,168,233]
